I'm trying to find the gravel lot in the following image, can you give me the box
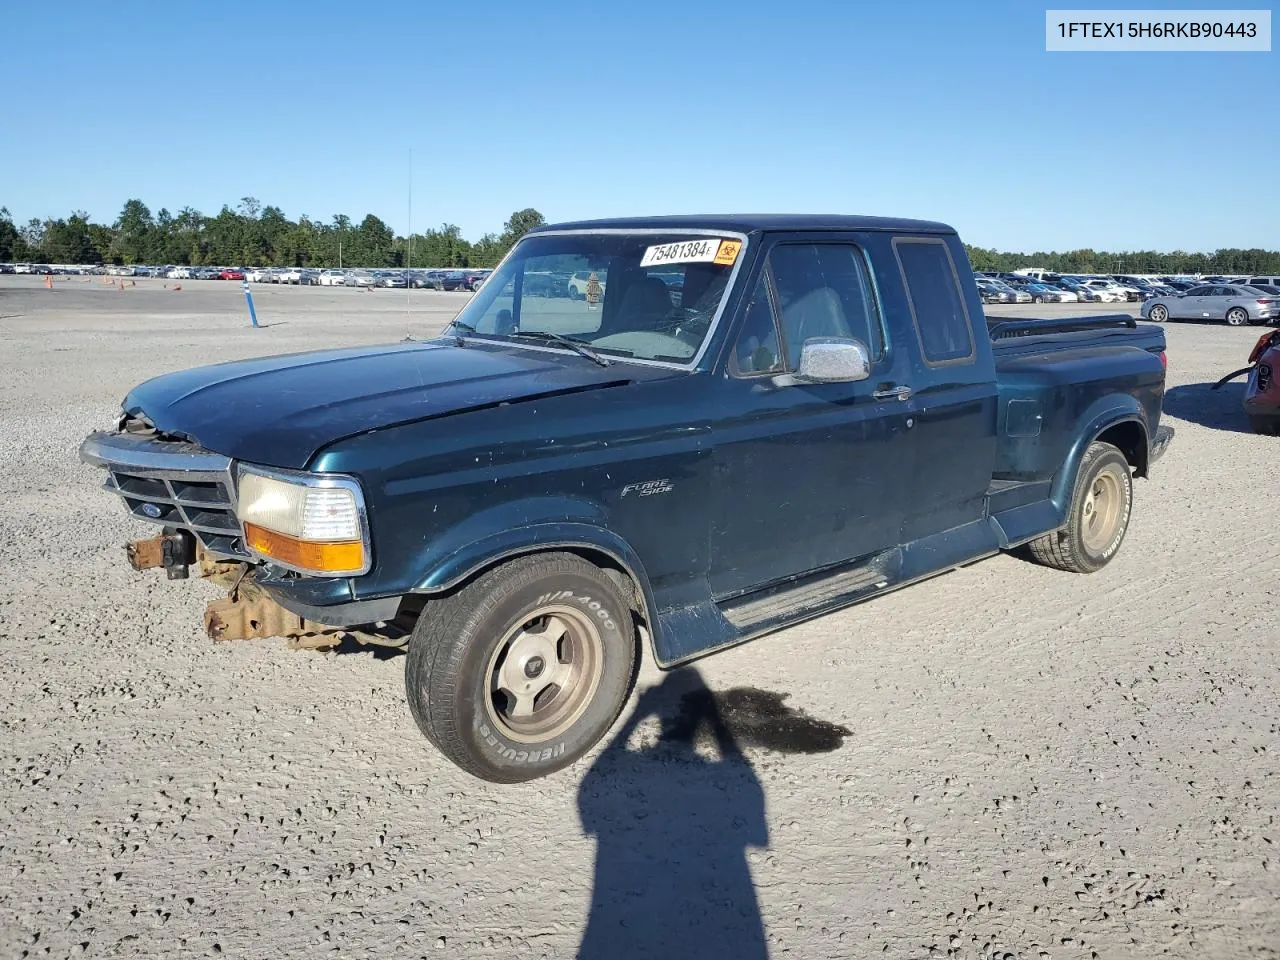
[1,275,1276,959]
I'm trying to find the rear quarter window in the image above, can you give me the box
[893,238,975,366]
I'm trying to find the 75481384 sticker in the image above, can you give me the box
[640,238,741,268]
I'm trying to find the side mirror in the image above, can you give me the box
[783,337,872,385]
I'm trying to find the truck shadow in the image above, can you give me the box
[1163,381,1251,434]
[576,668,850,959]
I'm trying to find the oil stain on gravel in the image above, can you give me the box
[671,686,851,754]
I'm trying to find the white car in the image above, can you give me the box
[566,270,607,299]
[1081,280,1127,303]
[318,269,346,286]
[165,266,191,280]
[279,267,303,285]
[246,268,273,283]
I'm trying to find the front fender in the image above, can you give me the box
[1052,396,1147,510]
[409,499,660,653]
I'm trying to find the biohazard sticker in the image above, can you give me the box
[640,238,740,268]
[713,240,742,265]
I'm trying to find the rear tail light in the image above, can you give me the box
[1248,331,1279,364]
[1159,351,1167,370]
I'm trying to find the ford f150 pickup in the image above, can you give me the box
[80,215,1174,782]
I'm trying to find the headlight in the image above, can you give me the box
[236,466,370,576]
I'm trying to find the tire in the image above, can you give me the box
[1226,307,1249,327]
[404,552,639,783]
[1025,441,1133,574]
[1148,305,1168,322]
[1250,415,1280,435]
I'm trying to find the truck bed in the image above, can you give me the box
[984,312,1167,543]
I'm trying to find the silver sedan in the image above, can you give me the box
[1141,283,1280,327]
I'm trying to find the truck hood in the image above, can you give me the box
[123,339,669,469]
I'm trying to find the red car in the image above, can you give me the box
[1244,329,1279,435]
[219,268,245,281]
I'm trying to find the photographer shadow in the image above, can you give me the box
[576,667,769,959]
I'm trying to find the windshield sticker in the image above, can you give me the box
[713,240,742,266]
[640,238,739,268]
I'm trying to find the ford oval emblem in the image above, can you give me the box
[140,503,163,519]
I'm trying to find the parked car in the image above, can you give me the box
[1023,282,1076,303]
[522,271,568,298]
[975,278,1014,304]
[439,271,473,292]
[345,271,377,288]
[1048,279,1099,302]
[192,268,221,280]
[1243,329,1279,433]
[566,270,608,299]
[79,213,1173,783]
[277,268,303,285]
[1243,276,1280,290]
[1080,280,1127,303]
[377,271,408,289]
[1213,329,1280,434]
[1141,284,1279,326]
[165,266,192,280]
[318,269,346,286]
[218,268,245,281]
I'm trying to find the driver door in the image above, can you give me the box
[707,237,916,598]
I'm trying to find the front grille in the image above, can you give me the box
[81,431,250,559]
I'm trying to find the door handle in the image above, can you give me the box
[872,385,912,401]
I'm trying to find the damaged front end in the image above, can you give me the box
[82,423,410,652]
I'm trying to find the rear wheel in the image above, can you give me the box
[404,553,638,782]
[1148,304,1168,322]
[1025,441,1133,574]
[1226,307,1249,327]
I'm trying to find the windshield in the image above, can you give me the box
[448,231,744,364]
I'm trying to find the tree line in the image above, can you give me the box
[0,199,546,270]
[2,199,1278,275]
[965,244,1280,276]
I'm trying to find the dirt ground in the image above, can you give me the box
[1,275,1276,959]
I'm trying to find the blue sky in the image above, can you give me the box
[2,0,1275,251]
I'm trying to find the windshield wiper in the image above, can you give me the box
[508,330,611,367]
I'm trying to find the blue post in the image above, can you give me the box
[242,279,260,328]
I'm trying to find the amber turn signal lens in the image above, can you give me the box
[243,523,365,574]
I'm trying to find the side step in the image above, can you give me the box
[719,552,896,634]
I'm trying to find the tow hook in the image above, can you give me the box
[126,531,196,579]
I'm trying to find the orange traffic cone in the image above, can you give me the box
[44,274,53,289]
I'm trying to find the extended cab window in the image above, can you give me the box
[732,242,883,376]
[894,238,975,365]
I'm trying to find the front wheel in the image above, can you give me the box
[1148,305,1168,322]
[1024,441,1133,573]
[1226,307,1249,327]
[404,553,638,782]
